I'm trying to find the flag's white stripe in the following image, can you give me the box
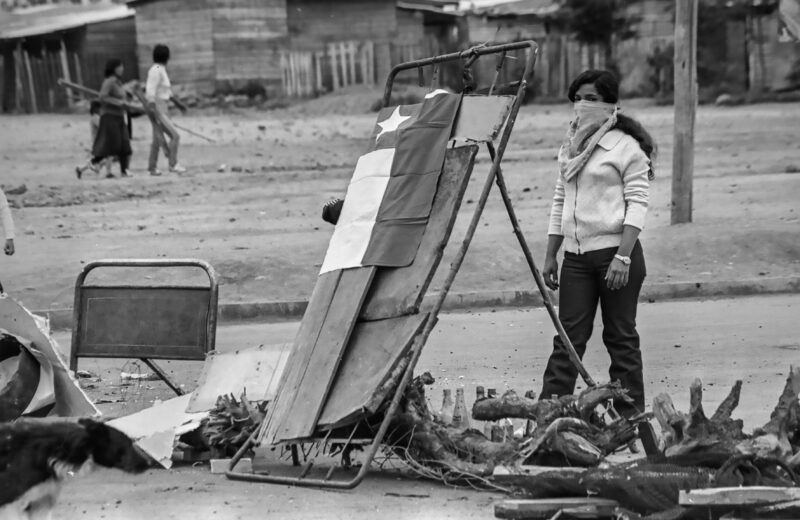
[320,149,394,274]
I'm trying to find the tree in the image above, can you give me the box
[552,0,640,75]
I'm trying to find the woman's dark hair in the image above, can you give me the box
[104,59,123,78]
[153,44,170,65]
[568,69,657,179]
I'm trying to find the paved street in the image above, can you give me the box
[51,294,800,519]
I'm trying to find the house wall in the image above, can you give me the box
[84,16,138,90]
[615,0,673,96]
[212,0,288,95]
[133,0,215,95]
[286,0,397,49]
[464,14,546,45]
[286,0,399,85]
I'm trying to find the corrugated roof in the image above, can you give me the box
[468,0,561,17]
[398,0,462,14]
[0,3,133,40]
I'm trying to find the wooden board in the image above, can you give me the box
[359,144,478,321]
[679,486,800,507]
[494,498,620,520]
[259,270,341,444]
[454,95,514,142]
[316,313,428,430]
[186,343,290,413]
[263,268,376,444]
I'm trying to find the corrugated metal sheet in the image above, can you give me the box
[469,0,561,18]
[0,4,134,40]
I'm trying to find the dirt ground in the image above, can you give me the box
[50,295,800,519]
[3,87,798,517]
[0,89,798,311]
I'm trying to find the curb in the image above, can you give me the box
[37,276,800,331]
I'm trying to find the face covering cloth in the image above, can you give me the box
[558,100,618,182]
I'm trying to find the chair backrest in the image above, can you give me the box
[70,259,218,372]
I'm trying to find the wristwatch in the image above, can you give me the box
[614,254,631,265]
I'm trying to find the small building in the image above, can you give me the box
[128,0,289,97]
[0,3,137,113]
[128,0,461,98]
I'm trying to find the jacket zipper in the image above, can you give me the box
[573,176,581,254]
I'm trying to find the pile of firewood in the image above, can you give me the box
[381,373,652,482]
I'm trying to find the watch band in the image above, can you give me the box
[614,254,631,265]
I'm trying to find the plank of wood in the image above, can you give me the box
[316,313,428,429]
[494,498,620,520]
[186,343,290,413]
[360,145,478,321]
[259,270,341,445]
[453,95,514,142]
[679,486,800,507]
[272,268,376,443]
[22,49,37,114]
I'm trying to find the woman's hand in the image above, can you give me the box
[605,258,629,290]
[543,256,559,290]
[4,239,14,256]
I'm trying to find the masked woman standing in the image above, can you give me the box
[540,69,656,417]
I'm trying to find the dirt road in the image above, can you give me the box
[1,95,798,310]
[50,294,800,519]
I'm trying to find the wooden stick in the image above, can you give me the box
[671,0,698,224]
[172,122,216,143]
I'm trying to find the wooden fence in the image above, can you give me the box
[281,41,377,98]
[5,40,137,113]
[281,36,445,98]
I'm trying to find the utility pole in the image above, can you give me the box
[671,0,698,225]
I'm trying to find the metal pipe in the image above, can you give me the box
[382,41,537,107]
[488,143,596,387]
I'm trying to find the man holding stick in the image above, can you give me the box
[145,44,188,176]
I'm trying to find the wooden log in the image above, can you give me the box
[689,378,706,424]
[652,392,687,446]
[472,382,631,425]
[472,389,568,423]
[492,465,587,499]
[711,380,742,423]
[548,430,603,467]
[679,486,800,507]
[759,366,800,437]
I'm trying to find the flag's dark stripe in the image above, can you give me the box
[361,93,461,267]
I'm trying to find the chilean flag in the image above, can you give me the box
[320,90,461,274]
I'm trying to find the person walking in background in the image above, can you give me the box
[145,44,187,176]
[75,101,113,178]
[539,69,656,418]
[0,187,15,292]
[75,59,134,179]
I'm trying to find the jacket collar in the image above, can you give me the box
[598,129,624,150]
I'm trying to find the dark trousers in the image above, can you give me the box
[540,241,646,416]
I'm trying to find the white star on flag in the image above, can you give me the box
[375,106,410,142]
